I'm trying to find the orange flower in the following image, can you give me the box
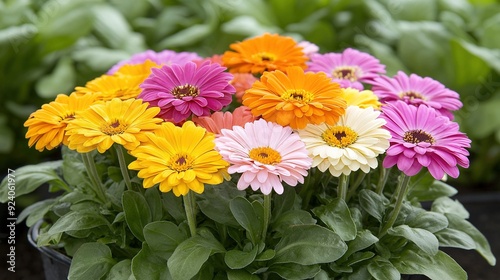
[242,66,346,129]
[192,106,257,134]
[222,33,308,74]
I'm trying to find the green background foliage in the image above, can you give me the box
[1,0,500,189]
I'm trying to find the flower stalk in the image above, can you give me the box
[81,152,107,203]
[378,173,411,238]
[337,174,349,200]
[184,192,197,237]
[262,194,272,242]
[115,145,132,190]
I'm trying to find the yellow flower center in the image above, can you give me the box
[252,52,277,63]
[172,84,200,98]
[249,147,281,165]
[101,120,127,135]
[332,66,359,81]
[403,129,434,144]
[281,89,314,103]
[322,125,358,148]
[400,91,425,100]
[168,154,193,172]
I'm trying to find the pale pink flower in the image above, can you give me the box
[192,106,257,135]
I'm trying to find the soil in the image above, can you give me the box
[1,190,498,280]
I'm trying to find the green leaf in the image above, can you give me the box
[392,247,467,280]
[47,210,109,235]
[145,187,163,222]
[69,243,116,280]
[168,234,225,280]
[17,198,57,227]
[312,198,357,241]
[197,182,244,227]
[273,225,347,265]
[271,185,298,222]
[224,245,259,269]
[339,229,379,262]
[162,192,185,224]
[123,190,151,241]
[467,99,500,138]
[435,228,476,250]
[431,197,469,219]
[157,24,213,49]
[255,249,275,261]
[456,39,500,74]
[408,175,458,201]
[445,213,496,265]
[367,256,399,280]
[230,196,263,245]
[106,259,132,280]
[0,24,38,46]
[388,225,439,256]
[358,189,388,222]
[0,161,65,203]
[132,242,170,280]
[386,0,437,21]
[71,47,130,72]
[481,14,500,49]
[268,263,321,280]
[143,221,188,258]
[450,39,491,86]
[272,209,316,234]
[227,270,260,280]
[35,56,75,98]
[407,211,448,233]
[61,146,87,187]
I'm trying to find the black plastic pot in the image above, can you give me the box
[27,220,71,280]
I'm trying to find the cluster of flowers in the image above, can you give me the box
[24,33,470,199]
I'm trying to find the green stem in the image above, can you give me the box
[378,174,411,238]
[376,167,391,195]
[346,172,366,202]
[337,174,349,200]
[262,194,272,242]
[115,145,132,190]
[81,152,107,203]
[183,192,197,237]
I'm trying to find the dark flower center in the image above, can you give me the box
[401,91,425,100]
[403,129,434,144]
[332,66,359,81]
[172,84,200,98]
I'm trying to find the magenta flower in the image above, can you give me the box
[381,101,470,180]
[107,50,202,74]
[307,48,386,90]
[139,61,235,123]
[372,71,462,119]
[215,119,312,195]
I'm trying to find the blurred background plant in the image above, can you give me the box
[1,0,499,193]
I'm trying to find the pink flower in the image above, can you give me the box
[215,119,312,195]
[381,101,470,179]
[307,48,386,90]
[192,106,257,135]
[139,61,235,123]
[372,71,462,119]
[107,50,202,74]
[297,40,319,57]
[231,73,258,103]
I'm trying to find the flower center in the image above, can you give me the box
[101,120,127,135]
[281,89,314,103]
[252,52,277,63]
[403,129,435,144]
[332,66,359,81]
[172,84,200,98]
[400,91,425,100]
[322,125,358,148]
[249,147,282,165]
[168,154,193,172]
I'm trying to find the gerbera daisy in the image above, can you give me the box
[75,74,145,101]
[107,49,202,74]
[381,101,470,179]
[242,66,346,129]
[231,73,258,103]
[341,87,381,110]
[24,93,97,151]
[128,121,229,196]
[113,59,161,80]
[371,71,462,119]
[215,119,312,195]
[192,106,256,135]
[297,40,319,57]
[66,98,163,153]
[297,106,390,176]
[222,33,308,74]
[307,48,386,90]
[139,61,235,123]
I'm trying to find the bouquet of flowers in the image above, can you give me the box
[2,33,495,280]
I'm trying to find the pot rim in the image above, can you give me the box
[27,220,72,265]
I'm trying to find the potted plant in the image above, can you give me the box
[1,33,496,280]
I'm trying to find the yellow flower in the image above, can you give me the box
[242,66,347,129]
[128,121,229,196]
[75,74,143,101]
[66,98,163,153]
[113,59,160,80]
[24,93,97,151]
[222,33,308,74]
[341,87,381,109]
